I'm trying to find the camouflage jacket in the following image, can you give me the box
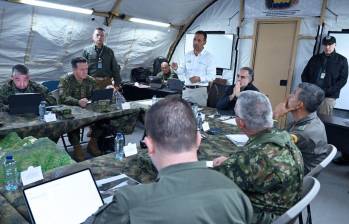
[0,80,56,111]
[58,73,96,106]
[288,112,328,174]
[82,44,121,85]
[156,70,178,81]
[217,129,304,219]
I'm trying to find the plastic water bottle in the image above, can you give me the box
[38,101,46,120]
[114,133,125,161]
[152,95,157,105]
[4,155,18,191]
[115,92,123,110]
[196,112,203,131]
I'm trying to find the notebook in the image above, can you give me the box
[23,169,103,224]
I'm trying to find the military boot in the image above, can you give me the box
[73,145,85,162]
[87,137,102,157]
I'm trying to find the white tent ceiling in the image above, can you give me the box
[0,0,212,82]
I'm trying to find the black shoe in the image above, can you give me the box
[333,156,349,166]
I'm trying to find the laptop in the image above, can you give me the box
[23,169,104,224]
[167,79,184,92]
[8,93,43,115]
[91,88,113,102]
[148,76,163,89]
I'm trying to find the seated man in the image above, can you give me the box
[85,96,253,224]
[274,82,328,174]
[156,61,178,82]
[0,64,56,111]
[58,57,102,161]
[213,91,304,224]
[216,67,258,112]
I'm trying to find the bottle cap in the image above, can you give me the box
[5,155,13,160]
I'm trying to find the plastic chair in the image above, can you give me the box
[272,176,321,224]
[306,144,337,178]
[42,80,59,92]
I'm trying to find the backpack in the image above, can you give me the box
[131,67,152,83]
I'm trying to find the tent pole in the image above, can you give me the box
[105,0,123,26]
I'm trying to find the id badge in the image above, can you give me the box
[320,72,326,79]
[97,58,103,69]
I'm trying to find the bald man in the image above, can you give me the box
[156,62,178,82]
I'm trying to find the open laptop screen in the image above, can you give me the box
[23,169,103,224]
[91,88,113,102]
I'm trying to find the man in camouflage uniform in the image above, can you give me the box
[83,27,121,90]
[0,64,56,112]
[156,61,178,82]
[85,96,253,224]
[58,57,102,161]
[213,91,304,224]
[274,82,328,174]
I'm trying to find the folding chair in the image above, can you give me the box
[272,176,320,224]
[306,144,337,178]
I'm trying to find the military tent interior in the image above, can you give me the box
[0,0,348,223]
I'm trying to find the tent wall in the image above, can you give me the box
[1,0,349,94]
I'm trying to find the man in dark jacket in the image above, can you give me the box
[301,35,348,115]
[216,67,258,113]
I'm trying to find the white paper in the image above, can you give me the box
[137,100,153,106]
[218,115,231,121]
[96,174,128,186]
[122,102,131,110]
[103,196,113,204]
[226,134,249,146]
[222,118,237,126]
[21,166,44,186]
[124,143,138,157]
[206,161,213,168]
[202,122,210,132]
[44,113,57,122]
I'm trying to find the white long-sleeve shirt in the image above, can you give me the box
[177,49,216,86]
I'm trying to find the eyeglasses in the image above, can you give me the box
[237,74,249,79]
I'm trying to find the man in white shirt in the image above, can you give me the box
[172,30,216,106]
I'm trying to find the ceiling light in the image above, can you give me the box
[129,17,170,28]
[10,0,93,15]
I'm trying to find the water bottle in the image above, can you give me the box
[38,101,46,120]
[152,95,157,105]
[114,133,125,161]
[3,155,18,191]
[115,92,123,110]
[192,104,198,117]
[196,112,203,131]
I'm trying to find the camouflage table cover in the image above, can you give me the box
[0,105,140,140]
[0,106,243,223]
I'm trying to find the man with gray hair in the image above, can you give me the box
[85,96,253,224]
[274,82,328,173]
[213,90,304,224]
[216,67,259,112]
